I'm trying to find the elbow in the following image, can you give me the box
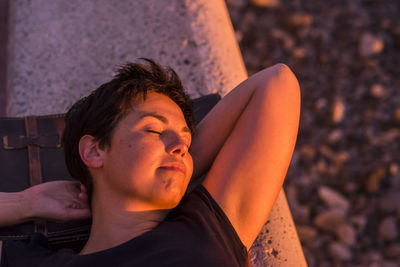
[273,63,300,91]
[259,63,301,103]
[256,63,301,119]
[276,64,301,116]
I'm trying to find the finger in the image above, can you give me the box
[78,191,89,203]
[66,201,81,209]
[68,199,90,210]
[80,183,87,192]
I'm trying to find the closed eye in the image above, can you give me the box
[146,130,162,135]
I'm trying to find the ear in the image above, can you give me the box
[79,135,104,168]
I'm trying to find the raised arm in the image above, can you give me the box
[190,64,300,248]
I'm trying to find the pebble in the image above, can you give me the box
[366,167,386,194]
[328,129,342,143]
[332,98,345,123]
[319,145,334,159]
[292,47,307,59]
[314,210,345,233]
[335,223,356,245]
[384,243,400,260]
[251,0,280,8]
[389,163,399,175]
[378,216,398,241]
[359,33,384,57]
[394,108,400,121]
[368,251,383,262]
[316,159,328,173]
[288,13,313,27]
[315,98,328,110]
[328,242,353,261]
[270,28,294,50]
[350,215,367,233]
[344,181,358,194]
[335,151,350,166]
[299,145,316,160]
[381,18,392,28]
[353,195,367,211]
[296,225,317,244]
[318,186,350,212]
[378,190,400,213]
[370,83,386,99]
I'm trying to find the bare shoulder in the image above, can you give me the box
[202,64,300,248]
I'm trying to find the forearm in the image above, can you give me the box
[0,191,33,227]
[189,64,290,181]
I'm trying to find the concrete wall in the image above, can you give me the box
[5,0,306,266]
[7,0,245,116]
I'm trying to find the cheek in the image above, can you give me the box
[129,140,164,168]
[111,136,162,173]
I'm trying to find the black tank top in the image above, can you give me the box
[1,185,249,267]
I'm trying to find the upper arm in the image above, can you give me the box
[201,64,300,248]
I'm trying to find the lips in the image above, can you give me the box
[159,162,186,174]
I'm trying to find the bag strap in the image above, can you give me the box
[54,116,65,146]
[24,116,48,235]
[24,116,42,186]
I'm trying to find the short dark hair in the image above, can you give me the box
[62,59,194,202]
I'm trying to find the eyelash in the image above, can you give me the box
[146,130,162,135]
[146,130,191,147]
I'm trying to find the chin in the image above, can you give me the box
[156,188,185,209]
[154,177,188,208]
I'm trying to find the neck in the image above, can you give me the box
[79,191,170,255]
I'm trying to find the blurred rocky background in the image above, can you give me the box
[226,0,400,266]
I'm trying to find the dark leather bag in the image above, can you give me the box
[0,94,220,252]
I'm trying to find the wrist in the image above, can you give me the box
[0,191,35,227]
[20,189,37,221]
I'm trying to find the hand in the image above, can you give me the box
[23,181,91,222]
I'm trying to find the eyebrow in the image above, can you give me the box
[139,112,191,133]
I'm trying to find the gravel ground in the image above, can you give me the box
[226,0,400,266]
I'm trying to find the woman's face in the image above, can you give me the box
[99,92,193,210]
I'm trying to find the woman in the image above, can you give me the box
[0,59,300,266]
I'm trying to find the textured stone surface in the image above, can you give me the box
[249,190,306,266]
[7,0,246,116]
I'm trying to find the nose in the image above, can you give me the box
[166,137,188,157]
